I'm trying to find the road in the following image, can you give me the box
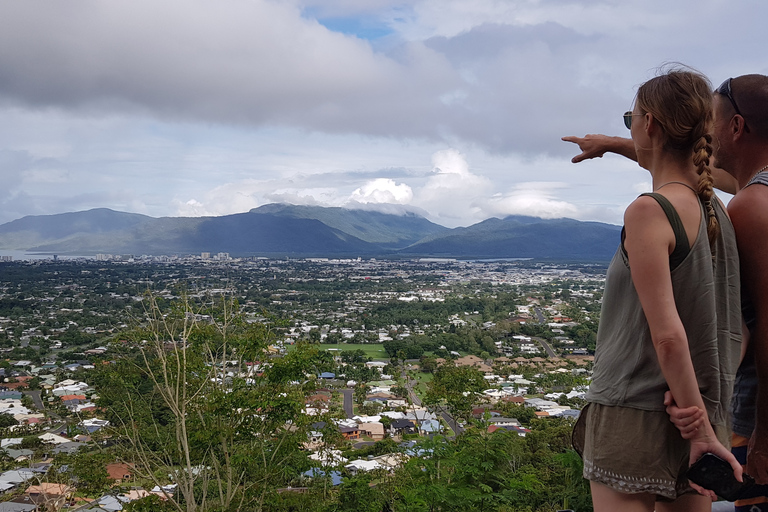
[534,336,557,358]
[533,307,546,324]
[340,388,353,418]
[23,389,44,410]
[404,374,462,437]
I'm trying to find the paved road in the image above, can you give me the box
[340,388,353,418]
[404,375,462,437]
[534,336,557,358]
[533,307,546,324]
[23,389,44,410]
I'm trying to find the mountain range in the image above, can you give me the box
[0,204,622,260]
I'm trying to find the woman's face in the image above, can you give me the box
[630,104,651,170]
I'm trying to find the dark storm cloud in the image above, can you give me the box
[0,1,460,139]
[0,0,628,157]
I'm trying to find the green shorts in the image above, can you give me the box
[572,402,730,500]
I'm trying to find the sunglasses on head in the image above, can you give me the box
[623,111,643,129]
[716,77,750,132]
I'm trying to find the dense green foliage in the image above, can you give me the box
[264,421,591,512]
[0,261,606,511]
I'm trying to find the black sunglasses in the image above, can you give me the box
[623,111,643,129]
[716,78,750,131]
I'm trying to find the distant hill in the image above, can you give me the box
[400,215,621,260]
[0,205,621,260]
[250,204,448,248]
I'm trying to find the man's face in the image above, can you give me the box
[711,94,735,173]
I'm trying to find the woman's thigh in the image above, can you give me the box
[655,493,712,512]
[590,481,656,512]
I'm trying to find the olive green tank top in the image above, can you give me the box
[587,195,741,428]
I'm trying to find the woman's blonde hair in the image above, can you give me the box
[636,68,719,249]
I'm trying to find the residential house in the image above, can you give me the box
[50,442,86,455]
[390,419,416,435]
[339,426,361,441]
[488,417,520,427]
[419,420,442,435]
[0,501,39,511]
[472,408,502,418]
[404,410,437,423]
[0,469,36,491]
[24,483,72,511]
[357,422,385,441]
[308,449,347,467]
[302,468,342,486]
[106,463,134,483]
[344,459,382,475]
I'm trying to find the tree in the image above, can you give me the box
[353,383,369,407]
[69,452,111,495]
[418,356,438,373]
[123,494,177,511]
[20,436,42,449]
[0,414,18,429]
[423,363,486,422]
[93,294,329,512]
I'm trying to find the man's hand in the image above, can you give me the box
[747,431,768,484]
[664,390,705,439]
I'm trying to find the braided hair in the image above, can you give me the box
[636,69,720,250]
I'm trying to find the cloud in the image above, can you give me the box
[409,149,493,226]
[0,0,459,140]
[1,0,767,230]
[632,181,652,194]
[0,150,32,198]
[1,0,765,161]
[483,182,580,219]
[349,178,413,204]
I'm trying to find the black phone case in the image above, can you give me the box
[686,453,755,502]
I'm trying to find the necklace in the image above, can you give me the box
[654,181,697,194]
[747,164,768,186]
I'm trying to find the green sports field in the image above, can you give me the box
[320,343,389,360]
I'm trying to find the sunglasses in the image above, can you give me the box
[623,111,643,129]
[716,77,750,132]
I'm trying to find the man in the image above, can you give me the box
[563,74,768,510]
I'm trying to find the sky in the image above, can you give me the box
[0,0,766,228]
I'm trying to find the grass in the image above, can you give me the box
[285,342,389,360]
[410,371,433,397]
[319,343,390,360]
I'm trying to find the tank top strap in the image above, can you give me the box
[747,169,768,187]
[638,192,690,270]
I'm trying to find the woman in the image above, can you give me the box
[573,69,743,511]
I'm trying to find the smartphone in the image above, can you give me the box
[686,453,755,502]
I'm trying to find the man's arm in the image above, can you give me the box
[729,186,768,484]
[562,134,740,195]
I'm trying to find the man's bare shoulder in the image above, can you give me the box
[729,184,768,219]
[729,185,768,255]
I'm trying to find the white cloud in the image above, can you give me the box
[632,181,652,194]
[483,182,580,219]
[410,149,493,226]
[1,0,767,229]
[265,188,346,208]
[349,178,413,204]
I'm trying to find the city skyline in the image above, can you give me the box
[0,0,765,228]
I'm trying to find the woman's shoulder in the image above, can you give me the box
[623,194,672,228]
